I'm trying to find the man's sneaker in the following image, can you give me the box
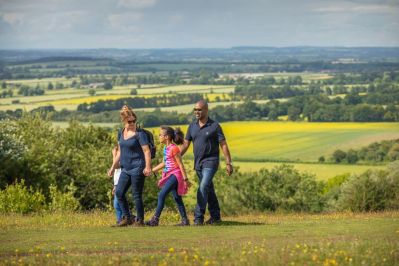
[116,216,133,227]
[175,218,190,226]
[205,217,222,225]
[144,216,159,227]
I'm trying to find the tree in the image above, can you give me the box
[287,106,301,121]
[130,88,138,95]
[104,81,113,90]
[47,82,54,90]
[325,87,332,96]
[88,89,96,96]
[55,83,64,90]
[332,149,347,163]
[71,80,78,88]
[346,149,359,164]
[1,81,6,89]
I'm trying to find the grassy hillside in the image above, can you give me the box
[146,121,399,162]
[220,121,399,162]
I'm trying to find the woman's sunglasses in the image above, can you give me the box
[127,119,136,124]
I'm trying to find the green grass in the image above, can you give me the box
[0,211,397,265]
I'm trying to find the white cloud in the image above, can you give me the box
[107,12,143,32]
[168,14,184,26]
[1,12,24,25]
[117,0,157,9]
[313,2,399,14]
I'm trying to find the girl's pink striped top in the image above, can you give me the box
[157,143,188,195]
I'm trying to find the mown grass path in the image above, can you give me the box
[1,211,398,265]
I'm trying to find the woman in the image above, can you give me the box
[108,105,152,226]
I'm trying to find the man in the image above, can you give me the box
[180,100,233,225]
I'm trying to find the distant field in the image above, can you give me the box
[0,85,234,111]
[220,72,333,82]
[148,121,399,163]
[136,85,234,95]
[215,121,399,162]
[234,161,386,180]
[0,84,234,111]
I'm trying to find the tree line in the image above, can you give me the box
[328,139,399,164]
[77,93,204,113]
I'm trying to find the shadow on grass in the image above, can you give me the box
[211,220,265,226]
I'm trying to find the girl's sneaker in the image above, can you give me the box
[145,216,159,226]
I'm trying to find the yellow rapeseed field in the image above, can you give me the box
[151,121,399,162]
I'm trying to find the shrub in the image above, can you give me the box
[322,173,350,211]
[49,183,81,212]
[0,180,45,214]
[336,162,399,211]
[215,165,325,214]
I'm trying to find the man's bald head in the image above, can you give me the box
[196,100,208,110]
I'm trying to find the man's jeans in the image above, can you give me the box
[194,167,220,223]
[115,170,145,221]
[155,175,187,219]
[113,194,122,223]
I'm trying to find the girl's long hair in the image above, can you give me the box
[161,126,184,145]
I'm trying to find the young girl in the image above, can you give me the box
[111,145,122,225]
[146,126,191,226]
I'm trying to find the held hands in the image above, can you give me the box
[143,167,152,177]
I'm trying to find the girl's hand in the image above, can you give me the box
[112,186,116,196]
[184,178,192,188]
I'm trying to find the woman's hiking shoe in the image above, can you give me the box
[205,217,222,225]
[116,216,134,227]
[145,216,159,227]
[175,218,190,226]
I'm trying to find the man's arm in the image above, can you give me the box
[220,140,233,176]
[180,139,191,157]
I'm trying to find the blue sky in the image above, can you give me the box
[0,0,398,49]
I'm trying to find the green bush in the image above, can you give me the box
[336,162,399,211]
[322,173,350,211]
[0,180,45,214]
[215,165,325,214]
[49,183,81,212]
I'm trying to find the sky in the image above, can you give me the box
[0,0,398,49]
